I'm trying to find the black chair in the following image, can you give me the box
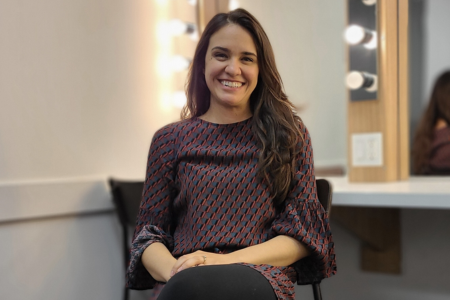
[109,178,332,300]
[109,178,144,300]
[300,178,333,300]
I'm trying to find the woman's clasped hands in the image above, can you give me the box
[170,250,236,278]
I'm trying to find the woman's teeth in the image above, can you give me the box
[220,80,243,88]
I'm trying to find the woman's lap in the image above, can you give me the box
[157,264,277,300]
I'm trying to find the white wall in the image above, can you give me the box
[0,0,186,299]
[238,0,348,168]
[0,0,185,182]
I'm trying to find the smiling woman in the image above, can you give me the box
[126,8,336,300]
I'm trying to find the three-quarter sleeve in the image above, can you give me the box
[270,124,336,284]
[126,125,178,289]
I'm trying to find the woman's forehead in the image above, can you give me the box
[208,24,256,53]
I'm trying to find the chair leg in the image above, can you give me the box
[123,226,130,300]
[312,282,322,300]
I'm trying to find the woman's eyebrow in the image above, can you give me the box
[211,46,257,57]
[242,51,257,58]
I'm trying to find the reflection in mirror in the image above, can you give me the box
[409,0,450,174]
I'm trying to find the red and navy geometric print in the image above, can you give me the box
[126,117,336,300]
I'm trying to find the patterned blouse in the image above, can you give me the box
[126,117,336,300]
[428,126,450,175]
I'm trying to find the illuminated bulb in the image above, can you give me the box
[187,0,197,5]
[170,55,191,72]
[346,71,377,92]
[169,19,196,36]
[229,0,240,10]
[172,91,187,108]
[344,25,376,48]
[362,0,377,6]
[345,25,365,44]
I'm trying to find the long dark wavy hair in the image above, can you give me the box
[181,8,303,206]
[412,70,450,174]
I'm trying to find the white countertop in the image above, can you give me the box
[323,176,450,209]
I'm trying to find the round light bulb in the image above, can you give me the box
[229,0,240,10]
[168,19,195,36]
[169,19,187,36]
[362,0,377,6]
[172,91,187,108]
[346,71,377,92]
[170,55,191,72]
[345,25,366,45]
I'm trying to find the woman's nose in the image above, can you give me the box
[225,59,241,76]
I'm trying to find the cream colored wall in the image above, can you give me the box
[0,1,186,299]
[0,0,182,182]
[238,0,348,168]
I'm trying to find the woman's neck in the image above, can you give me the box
[199,103,252,124]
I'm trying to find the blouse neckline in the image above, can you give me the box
[195,116,253,126]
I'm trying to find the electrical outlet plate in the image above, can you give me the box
[351,132,383,167]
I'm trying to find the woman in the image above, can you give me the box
[127,8,336,300]
[412,70,450,175]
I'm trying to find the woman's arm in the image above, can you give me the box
[171,235,310,276]
[228,235,310,266]
[142,242,177,282]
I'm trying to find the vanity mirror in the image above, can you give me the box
[409,0,450,174]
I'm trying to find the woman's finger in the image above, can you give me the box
[173,255,206,275]
[170,255,190,277]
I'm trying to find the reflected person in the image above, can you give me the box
[413,70,450,175]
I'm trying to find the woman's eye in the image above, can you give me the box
[242,57,254,62]
[214,53,227,59]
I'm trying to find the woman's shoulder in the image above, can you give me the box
[152,118,198,142]
[294,117,310,140]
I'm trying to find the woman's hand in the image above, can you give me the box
[170,250,235,277]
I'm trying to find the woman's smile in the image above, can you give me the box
[219,80,244,88]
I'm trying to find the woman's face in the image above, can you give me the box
[204,24,259,111]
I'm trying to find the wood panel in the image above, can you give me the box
[332,206,401,274]
[198,0,229,34]
[348,0,409,182]
[399,0,410,179]
[379,0,400,182]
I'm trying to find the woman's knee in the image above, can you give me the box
[157,268,206,300]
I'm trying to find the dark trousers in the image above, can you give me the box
[157,264,277,300]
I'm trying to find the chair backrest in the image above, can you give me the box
[109,179,144,227]
[315,179,333,216]
[108,180,145,300]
